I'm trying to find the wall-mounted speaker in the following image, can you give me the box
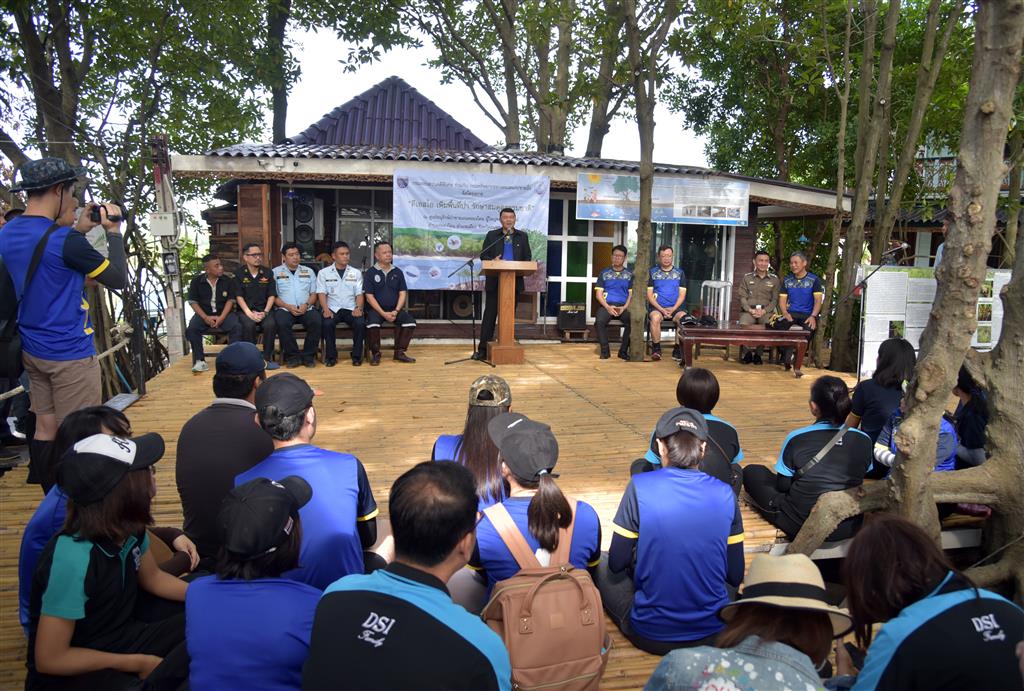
[283,194,324,260]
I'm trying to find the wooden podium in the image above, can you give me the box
[481,259,537,365]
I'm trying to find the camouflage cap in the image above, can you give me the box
[11,157,88,193]
[468,375,511,407]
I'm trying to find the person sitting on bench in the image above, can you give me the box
[272,243,321,368]
[743,375,872,541]
[186,254,241,373]
[594,245,634,360]
[316,241,366,367]
[363,242,416,365]
[646,245,687,362]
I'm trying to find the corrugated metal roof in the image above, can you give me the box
[287,76,490,151]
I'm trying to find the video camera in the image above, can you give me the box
[90,202,126,224]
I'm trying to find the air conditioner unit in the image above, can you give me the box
[283,194,324,259]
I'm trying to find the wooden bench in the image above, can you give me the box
[677,324,812,377]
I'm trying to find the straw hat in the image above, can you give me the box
[718,554,853,637]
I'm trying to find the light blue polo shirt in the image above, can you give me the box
[273,263,317,307]
[316,263,363,312]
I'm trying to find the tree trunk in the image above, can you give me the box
[1003,123,1022,267]
[892,0,1023,537]
[584,0,624,158]
[268,0,292,145]
[830,0,901,371]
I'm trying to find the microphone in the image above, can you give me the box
[882,242,909,255]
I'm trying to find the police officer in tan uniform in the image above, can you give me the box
[736,250,780,364]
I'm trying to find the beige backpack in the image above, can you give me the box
[480,499,611,691]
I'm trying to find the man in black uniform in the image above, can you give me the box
[473,208,532,361]
[232,243,280,369]
[364,242,417,365]
[186,255,242,373]
[302,461,511,691]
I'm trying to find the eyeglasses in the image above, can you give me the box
[245,253,263,258]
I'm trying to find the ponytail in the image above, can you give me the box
[526,473,572,553]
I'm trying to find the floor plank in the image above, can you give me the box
[0,344,853,689]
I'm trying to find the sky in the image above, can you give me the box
[283,28,709,167]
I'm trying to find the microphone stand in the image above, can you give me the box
[444,230,506,367]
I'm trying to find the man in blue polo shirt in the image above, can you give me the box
[775,251,823,370]
[236,373,379,590]
[647,245,687,361]
[364,241,417,365]
[596,408,744,655]
[594,244,634,360]
[303,461,511,691]
[0,158,127,489]
[273,243,321,368]
[316,241,365,367]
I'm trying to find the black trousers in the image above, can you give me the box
[595,306,631,355]
[478,286,520,355]
[773,311,815,362]
[238,312,278,360]
[742,464,860,541]
[274,308,322,360]
[323,309,366,361]
[186,313,242,363]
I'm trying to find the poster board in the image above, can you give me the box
[575,173,749,226]
[857,266,1011,378]
[392,170,549,291]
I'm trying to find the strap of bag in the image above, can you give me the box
[705,433,732,466]
[484,503,542,570]
[23,223,61,296]
[795,425,848,479]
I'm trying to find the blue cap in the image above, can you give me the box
[215,342,266,375]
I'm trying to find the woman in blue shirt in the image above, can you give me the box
[848,338,916,456]
[470,413,601,595]
[186,476,321,691]
[432,375,511,510]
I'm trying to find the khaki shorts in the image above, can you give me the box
[22,352,101,423]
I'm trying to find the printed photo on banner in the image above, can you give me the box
[392,170,549,291]
[575,173,749,226]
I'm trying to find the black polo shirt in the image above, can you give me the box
[232,265,277,312]
[187,273,237,315]
[27,531,149,672]
[774,421,872,528]
[364,264,408,312]
[303,562,511,690]
[175,398,274,563]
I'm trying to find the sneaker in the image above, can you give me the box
[741,351,753,365]
[671,346,681,361]
[191,360,209,373]
[303,356,316,368]
[599,351,611,360]
[370,352,381,366]
[752,353,764,365]
[0,446,20,464]
[394,351,416,363]
[651,350,662,361]
[325,359,337,367]
[285,357,301,368]
[351,358,362,367]
[265,361,280,370]
[617,350,629,361]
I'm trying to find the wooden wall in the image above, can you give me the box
[731,202,758,318]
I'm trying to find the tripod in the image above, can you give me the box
[444,250,495,368]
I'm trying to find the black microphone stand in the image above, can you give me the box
[444,230,506,367]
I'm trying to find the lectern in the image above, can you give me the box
[481,260,537,365]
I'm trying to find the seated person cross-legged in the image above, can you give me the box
[951,365,989,468]
[646,554,852,691]
[468,413,601,601]
[303,462,512,691]
[186,476,321,691]
[847,338,916,444]
[596,408,745,656]
[432,375,512,511]
[742,376,873,541]
[646,245,687,362]
[363,241,416,365]
[632,368,743,494]
[235,373,381,590]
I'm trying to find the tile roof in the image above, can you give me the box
[287,76,490,151]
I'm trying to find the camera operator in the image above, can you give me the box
[0,158,127,493]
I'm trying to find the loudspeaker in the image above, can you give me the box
[557,302,587,330]
[445,291,481,320]
[283,194,324,260]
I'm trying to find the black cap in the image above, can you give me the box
[58,433,165,505]
[11,157,88,193]
[654,407,708,441]
[487,412,559,481]
[216,342,267,375]
[219,476,313,558]
[255,373,316,416]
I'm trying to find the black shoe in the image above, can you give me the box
[370,352,381,366]
[618,350,629,361]
[303,356,316,368]
[752,353,764,365]
[471,351,485,361]
[325,358,337,367]
[671,346,681,361]
[352,358,362,367]
[600,351,611,359]
[741,351,753,364]
[286,357,301,368]
[0,446,20,464]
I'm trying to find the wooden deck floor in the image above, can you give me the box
[0,344,854,690]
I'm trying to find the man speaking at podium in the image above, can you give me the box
[473,208,532,361]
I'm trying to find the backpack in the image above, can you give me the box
[480,499,611,691]
[0,222,60,379]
